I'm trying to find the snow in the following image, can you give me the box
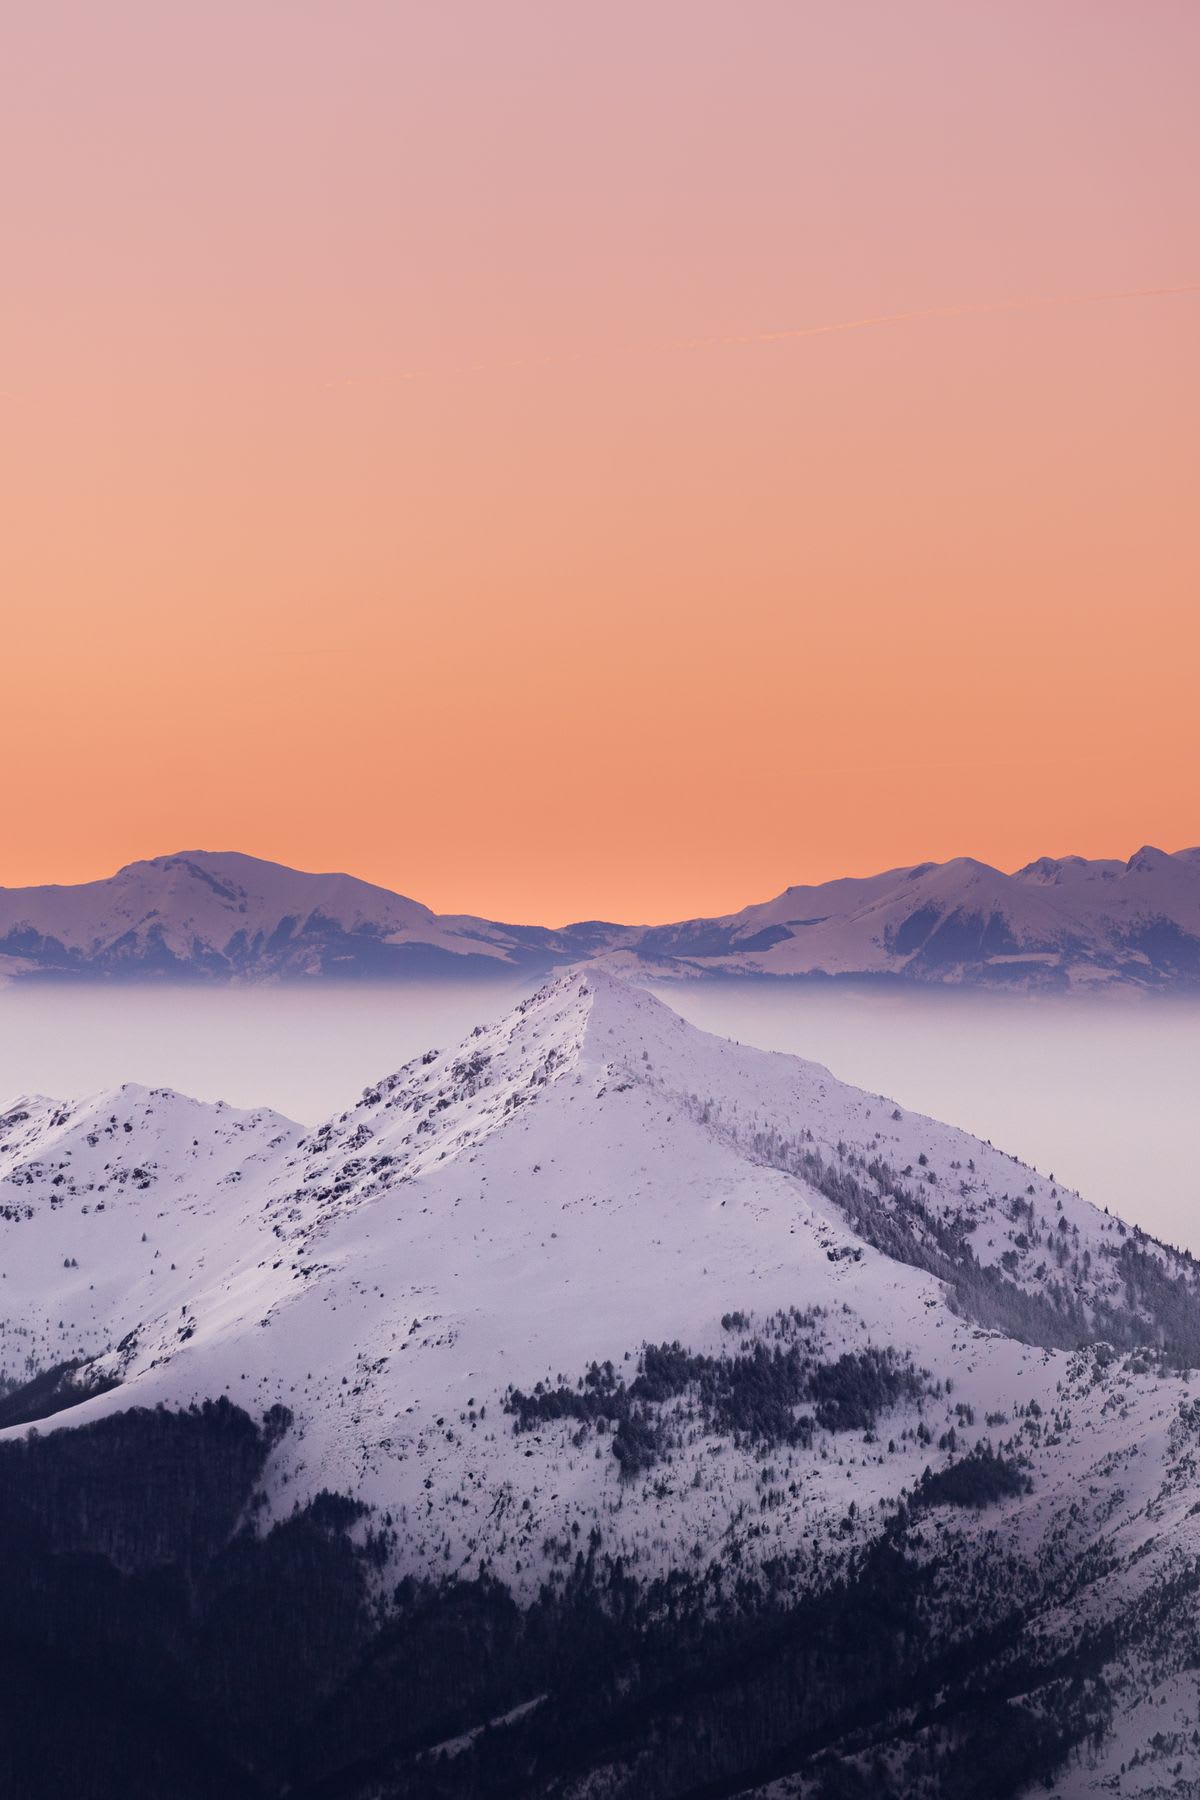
[3,846,1200,989]
[3,968,1200,1787]
[645,847,1200,986]
[0,849,533,978]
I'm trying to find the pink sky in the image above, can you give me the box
[2,2,1197,920]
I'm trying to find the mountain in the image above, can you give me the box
[4,845,1200,991]
[0,849,618,983]
[3,970,1200,1796]
[628,844,1200,988]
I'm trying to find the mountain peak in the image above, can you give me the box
[1126,843,1172,872]
[9,959,1200,1794]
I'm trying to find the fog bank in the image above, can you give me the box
[2,977,1196,1253]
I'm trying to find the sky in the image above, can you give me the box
[2,1,1197,925]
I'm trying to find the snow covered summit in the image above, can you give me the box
[4,970,1200,1793]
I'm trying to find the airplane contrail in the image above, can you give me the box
[5,281,1194,403]
[679,282,1200,352]
[317,280,1199,391]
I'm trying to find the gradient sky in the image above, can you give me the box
[3,2,1197,924]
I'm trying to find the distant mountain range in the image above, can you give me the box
[2,844,1199,990]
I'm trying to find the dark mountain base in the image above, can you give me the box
[0,1398,1153,1800]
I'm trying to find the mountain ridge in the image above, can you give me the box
[4,844,1200,991]
[3,969,1200,1793]
[5,970,1200,1791]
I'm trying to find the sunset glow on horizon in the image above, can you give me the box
[4,1,1197,924]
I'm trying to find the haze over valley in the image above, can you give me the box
[2,972,1198,1256]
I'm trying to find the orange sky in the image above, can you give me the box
[3,1,1197,924]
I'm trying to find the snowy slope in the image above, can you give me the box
[0,849,625,983]
[628,845,1200,989]
[0,1084,302,1389]
[4,970,1200,1792]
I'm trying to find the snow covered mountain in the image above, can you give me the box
[3,844,1200,991]
[4,971,1200,1796]
[0,849,622,983]
[628,844,1200,989]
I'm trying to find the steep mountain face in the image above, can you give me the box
[3,973,1200,1796]
[3,845,1200,990]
